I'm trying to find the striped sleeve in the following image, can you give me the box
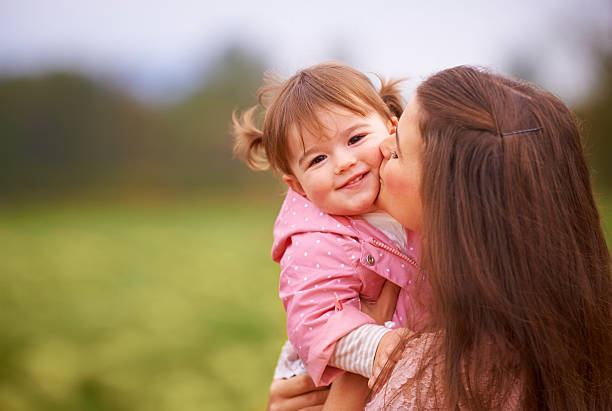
[329,324,391,378]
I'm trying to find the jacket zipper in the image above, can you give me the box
[368,238,419,269]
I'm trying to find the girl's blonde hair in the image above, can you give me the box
[232,62,404,175]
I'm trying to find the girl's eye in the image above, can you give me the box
[348,134,366,145]
[308,155,326,167]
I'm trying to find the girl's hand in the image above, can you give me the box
[360,281,407,388]
[322,283,404,410]
[368,328,408,388]
[267,374,329,411]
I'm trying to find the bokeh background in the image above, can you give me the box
[1,1,611,410]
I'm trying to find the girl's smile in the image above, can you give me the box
[282,106,396,216]
[338,170,369,190]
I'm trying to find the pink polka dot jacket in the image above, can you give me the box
[272,189,429,386]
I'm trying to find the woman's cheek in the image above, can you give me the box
[382,163,422,231]
[382,163,404,195]
[380,164,404,210]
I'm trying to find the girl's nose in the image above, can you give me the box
[380,137,395,159]
[334,154,357,175]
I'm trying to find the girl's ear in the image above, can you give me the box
[282,174,306,196]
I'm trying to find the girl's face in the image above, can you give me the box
[283,106,395,216]
[377,96,424,233]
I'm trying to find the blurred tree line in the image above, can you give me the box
[0,47,277,201]
[576,52,612,191]
[1,47,611,201]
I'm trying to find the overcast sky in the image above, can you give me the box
[1,0,610,103]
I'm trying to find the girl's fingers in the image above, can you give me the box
[368,375,376,389]
[368,329,408,389]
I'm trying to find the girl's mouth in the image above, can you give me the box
[340,172,368,189]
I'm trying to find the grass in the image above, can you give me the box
[0,191,610,411]
[0,193,288,411]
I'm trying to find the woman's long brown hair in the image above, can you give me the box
[376,66,612,409]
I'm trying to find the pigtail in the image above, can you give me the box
[232,106,269,171]
[234,63,404,175]
[232,72,286,171]
[257,71,283,109]
[377,75,406,118]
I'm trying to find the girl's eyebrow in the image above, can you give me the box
[298,145,321,168]
[297,122,369,168]
[342,122,369,138]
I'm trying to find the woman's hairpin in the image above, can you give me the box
[501,126,543,137]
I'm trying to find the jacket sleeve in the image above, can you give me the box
[329,323,391,378]
[279,231,376,386]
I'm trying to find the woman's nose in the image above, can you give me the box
[380,137,395,159]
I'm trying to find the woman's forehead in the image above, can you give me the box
[398,98,419,133]
[396,97,423,155]
[400,96,419,123]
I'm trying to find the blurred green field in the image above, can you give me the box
[0,192,610,411]
[0,193,288,411]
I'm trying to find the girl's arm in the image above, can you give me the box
[323,280,402,410]
[265,280,402,411]
[279,232,378,386]
[327,281,401,377]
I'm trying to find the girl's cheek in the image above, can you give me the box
[374,152,384,168]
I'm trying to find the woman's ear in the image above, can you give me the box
[389,116,398,135]
[282,174,305,196]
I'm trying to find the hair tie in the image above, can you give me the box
[501,126,543,137]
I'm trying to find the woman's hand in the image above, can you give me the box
[360,280,400,325]
[321,372,369,411]
[267,374,329,411]
[267,281,402,410]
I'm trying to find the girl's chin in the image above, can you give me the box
[374,193,389,213]
[338,203,376,216]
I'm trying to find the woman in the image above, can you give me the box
[270,66,612,410]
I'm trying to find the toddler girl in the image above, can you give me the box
[233,62,429,386]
